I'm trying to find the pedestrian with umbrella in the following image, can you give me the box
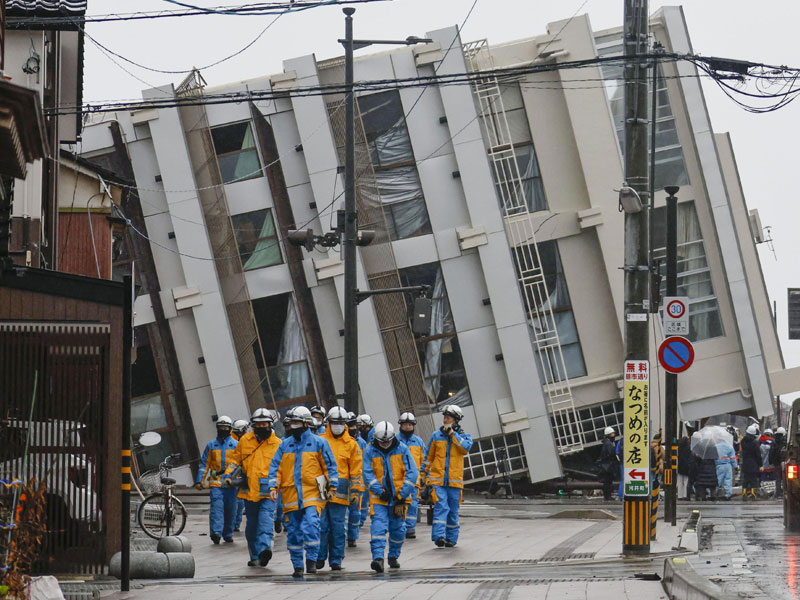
[691,425,735,500]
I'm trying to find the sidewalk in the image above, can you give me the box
[93,500,685,600]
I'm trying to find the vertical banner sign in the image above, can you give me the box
[624,360,650,496]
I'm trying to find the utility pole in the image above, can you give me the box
[121,275,133,591]
[622,0,651,557]
[342,7,358,414]
[664,186,679,526]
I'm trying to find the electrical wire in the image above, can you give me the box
[47,53,685,116]
[5,1,389,24]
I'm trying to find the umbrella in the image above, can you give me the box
[690,425,734,460]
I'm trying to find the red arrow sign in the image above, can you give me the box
[628,469,646,480]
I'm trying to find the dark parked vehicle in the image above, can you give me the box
[783,398,800,530]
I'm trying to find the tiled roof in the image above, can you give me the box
[5,1,87,16]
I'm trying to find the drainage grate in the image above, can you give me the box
[454,552,596,568]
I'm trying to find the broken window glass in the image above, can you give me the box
[210,121,262,184]
[231,208,282,270]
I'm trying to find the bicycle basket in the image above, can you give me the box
[138,469,164,494]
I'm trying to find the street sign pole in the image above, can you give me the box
[664,187,679,526]
[623,360,651,554]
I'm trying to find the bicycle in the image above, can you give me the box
[135,453,188,539]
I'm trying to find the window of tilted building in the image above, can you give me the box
[251,293,315,410]
[398,262,472,409]
[210,121,262,184]
[357,91,432,241]
[514,240,587,382]
[131,325,181,472]
[484,83,548,215]
[230,208,282,270]
[596,35,689,189]
[651,201,723,341]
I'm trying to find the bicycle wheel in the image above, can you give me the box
[137,493,188,539]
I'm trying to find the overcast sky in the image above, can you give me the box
[82,0,800,383]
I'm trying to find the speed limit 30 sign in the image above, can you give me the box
[663,296,689,336]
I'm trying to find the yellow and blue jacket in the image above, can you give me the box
[268,429,338,513]
[352,435,367,492]
[398,431,427,486]
[196,435,238,488]
[320,429,363,505]
[223,431,282,502]
[423,427,473,489]
[363,439,418,508]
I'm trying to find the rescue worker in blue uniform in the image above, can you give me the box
[310,405,327,435]
[397,412,426,539]
[316,406,363,570]
[356,414,374,527]
[231,419,249,532]
[195,416,238,544]
[222,408,281,566]
[363,421,418,572]
[422,405,473,548]
[268,406,338,578]
[346,412,367,547]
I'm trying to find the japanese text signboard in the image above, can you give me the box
[623,360,650,497]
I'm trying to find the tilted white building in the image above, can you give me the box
[80,6,796,483]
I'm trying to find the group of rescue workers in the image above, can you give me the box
[194,404,473,577]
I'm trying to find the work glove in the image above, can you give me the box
[442,425,453,436]
[222,476,233,488]
[392,502,405,518]
[379,489,392,503]
[194,482,203,490]
[349,491,361,505]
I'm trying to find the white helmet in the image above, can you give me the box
[373,421,395,443]
[327,406,349,422]
[777,427,787,435]
[310,405,326,417]
[399,412,417,425]
[216,415,233,427]
[604,426,616,436]
[233,419,249,432]
[442,405,464,421]
[288,405,313,424]
[251,408,274,424]
[746,424,758,436]
[764,428,774,436]
[356,414,373,427]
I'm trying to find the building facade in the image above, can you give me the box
[80,7,794,484]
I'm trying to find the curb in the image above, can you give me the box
[662,557,724,600]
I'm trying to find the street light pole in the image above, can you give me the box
[342,7,358,414]
[664,186,679,526]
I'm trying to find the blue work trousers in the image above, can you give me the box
[318,502,347,565]
[244,498,276,561]
[715,463,733,498]
[234,497,245,530]
[431,485,462,545]
[286,506,321,569]
[370,503,406,560]
[359,489,370,526]
[275,493,284,526]
[209,486,238,539]
[405,488,419,533]
[347,496,361,541]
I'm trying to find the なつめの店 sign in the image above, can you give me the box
[623,360,650,497]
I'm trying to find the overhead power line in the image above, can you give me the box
[47,53,689,116]
[6,0,389,25]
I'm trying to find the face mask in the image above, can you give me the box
[253,427,271,441]
[312,418,321,427]
[331,424,346,436]
[291,426,305,440]
[216,428,230,440]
